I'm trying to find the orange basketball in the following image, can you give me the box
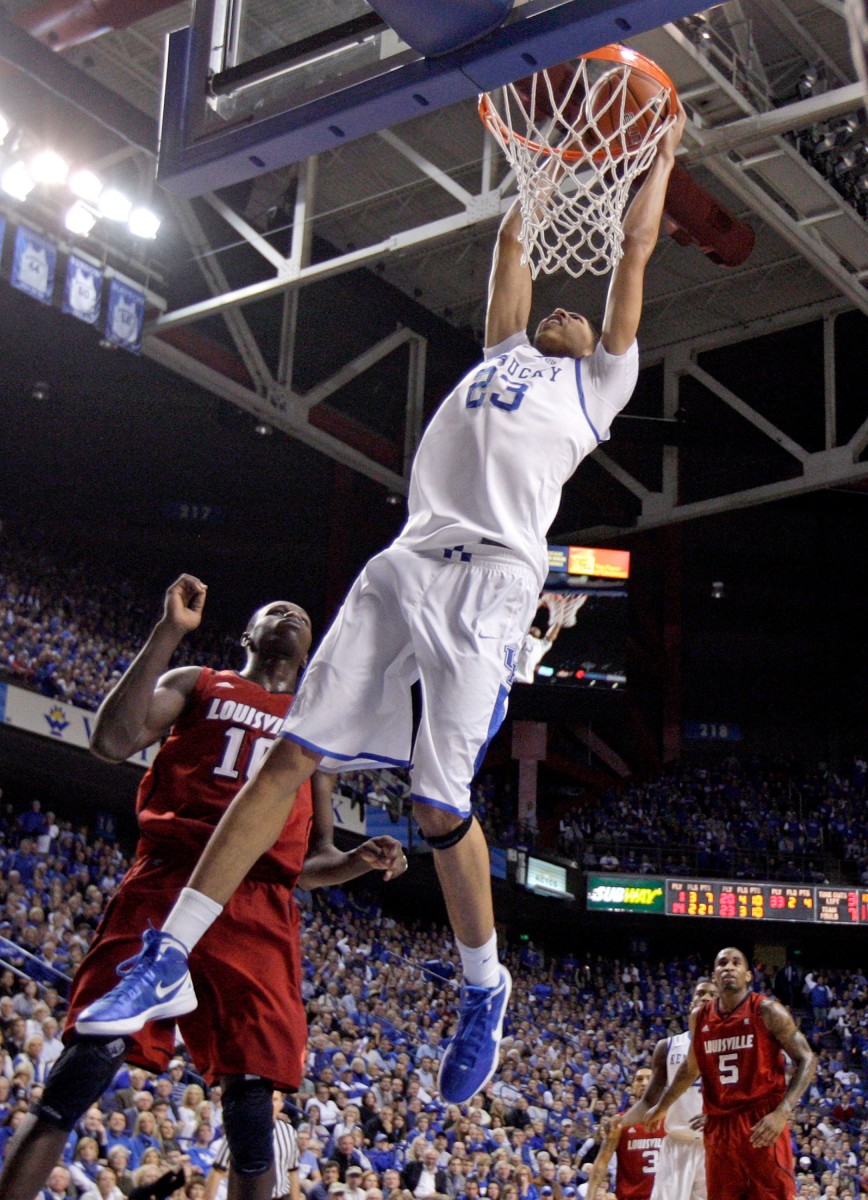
[581,66,671,162]
[512,64,586,133]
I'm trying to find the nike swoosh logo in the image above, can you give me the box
[482,954,494,964]
[155,978,186,1000]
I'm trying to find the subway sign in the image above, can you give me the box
[586,875,666,913]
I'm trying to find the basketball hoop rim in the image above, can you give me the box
[478,42,677,163]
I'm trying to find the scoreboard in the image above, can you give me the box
[666,881,866,923]
[586,875,868,924]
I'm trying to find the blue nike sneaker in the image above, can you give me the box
[438,965,512,1104]
[76,929,197,1036]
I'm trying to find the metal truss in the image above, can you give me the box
[559,295,868,543]
[139,3,867,519]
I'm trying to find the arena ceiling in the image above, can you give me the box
[0,0,867,543]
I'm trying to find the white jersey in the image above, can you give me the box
[664,1031,703,1142]
[397,332,638,590]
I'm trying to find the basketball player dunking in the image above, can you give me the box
[76,106,687,1107]
[614,978,719,1200]
[646,948,816,1200]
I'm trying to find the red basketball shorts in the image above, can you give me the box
[65,854,307,1090]
[704,1106,795,1200]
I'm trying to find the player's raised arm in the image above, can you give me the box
[484,198,533,348]
[645,1037,700,1131]
[601,103,685,355]
[90,574,207,761]
[749,998,816,1148]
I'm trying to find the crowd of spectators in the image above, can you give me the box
[0,530,233,711]
[551,758,868,885]
[2,788,868,1198]
[336,756,868,887]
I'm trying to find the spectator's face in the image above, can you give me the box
[48,1167,71,1192]
[108,1112,126,1133]
[97,1169,118,1198]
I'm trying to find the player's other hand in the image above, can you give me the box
[357,836,408,881]
[749,1108,787,1148]
[688,1114,706,1132]
[658,99,686,160]
[644,1104,666,1132]
[162,574,207,634]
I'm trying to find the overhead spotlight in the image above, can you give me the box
[31,149,68,185]
[69,168,102,203]
[1,161,36,201]
[31,381,50,401]
[253,422,273,436]
[127,206,161,239]
[98,187,133,222]
[65,200,97,236]
[385,493,402,506]
[711,580,725,600]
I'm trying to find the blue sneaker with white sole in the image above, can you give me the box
[76,928,197,1036]
[438,965,511,1103]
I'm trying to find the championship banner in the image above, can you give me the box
[0,681,158,768]
[11,224,57,303]
[104,277,144,352]
[63,254,102,325]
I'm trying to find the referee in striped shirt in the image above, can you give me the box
[204,1093,300,1200]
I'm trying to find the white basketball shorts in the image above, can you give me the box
[281,541,538,815]
[650,1137,706,1200]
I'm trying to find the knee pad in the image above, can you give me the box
[422,812,474,850]
[36,1035,129,1131]
[222,1075,275,1177]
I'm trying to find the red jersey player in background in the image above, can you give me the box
[646,947,815,1200]
[0,575,406,1200]
[585,1067,664,1200]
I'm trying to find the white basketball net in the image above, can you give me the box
[540,591,588,629]
[481,57,675,278]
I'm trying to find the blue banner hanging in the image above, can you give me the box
[104,277,144,352]
[11,224,57,303]
[62,254,103,325]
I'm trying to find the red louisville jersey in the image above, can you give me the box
[615,1123,663,1200]
[135,668,312,883]
[693,991,786,1115]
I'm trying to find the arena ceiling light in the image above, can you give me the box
[69,167,103,203]
[98,187,133,222]
[31,149,68,185]
[65,200,97,236]
[1,161,36,201]
[127,206,161,239]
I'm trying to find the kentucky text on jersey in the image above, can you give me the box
[703,1035,755,1054]
[496,354,564,382]
[205,697,289,734]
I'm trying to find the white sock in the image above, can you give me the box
[457,932,500,990]
[163,888,223,953]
